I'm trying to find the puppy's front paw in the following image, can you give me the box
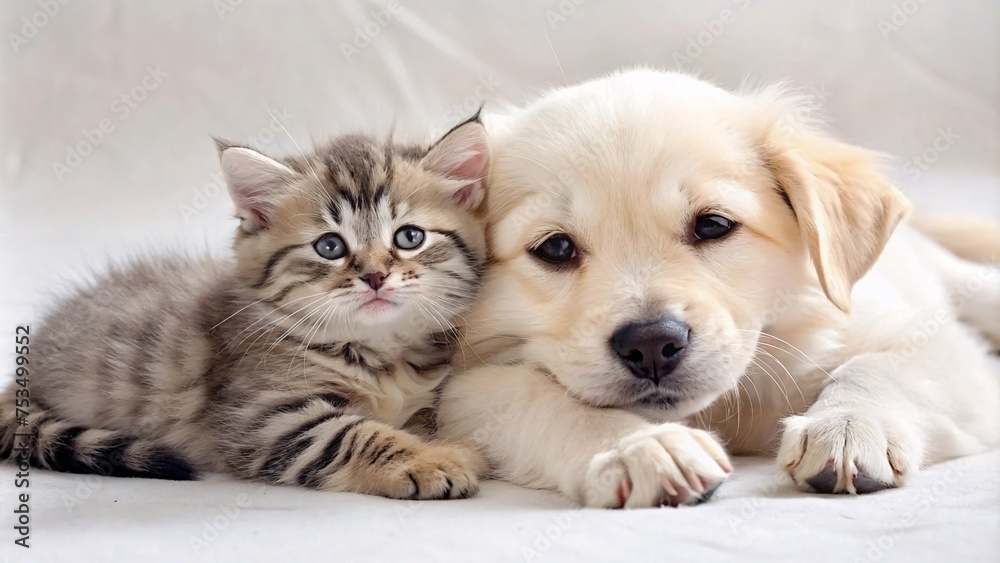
[777,411,922,494]
[583,424,732,508]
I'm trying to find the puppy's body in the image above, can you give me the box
[438,69,1000,507]
[704,226,1000,464]
[910,213,1000,266]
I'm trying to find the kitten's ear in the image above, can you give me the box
[215,138,299,233]
[420,115,490,211]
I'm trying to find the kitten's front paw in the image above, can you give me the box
[777,411,922,494]
[582,424,731,508]
[370,441,484,500]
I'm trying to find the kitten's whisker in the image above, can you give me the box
[226,305,313,358]
[291,301,340,390]
[412,296,471,367]
[254,299,330,373]
[232,294,328,370]
[212,286,325,333]
[409,298,462,365]
[223,292,329,352]
[267,106,326,190]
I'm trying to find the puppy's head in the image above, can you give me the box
[472,69,909,419]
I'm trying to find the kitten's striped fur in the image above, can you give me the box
[0,117,491,499]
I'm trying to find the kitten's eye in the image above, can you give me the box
[394,226,425,250]
[313,233,348,260]
[531,234,577,265]
[693,214,735,241]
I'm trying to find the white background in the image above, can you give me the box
[2,0,999,324]
[0,1,998,561]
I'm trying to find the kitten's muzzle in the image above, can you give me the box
[610,315,690,384]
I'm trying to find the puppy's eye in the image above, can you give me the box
[693,215,735,241]
[532,234,577,264]
[394,226,425,250]
[314,233,348,260]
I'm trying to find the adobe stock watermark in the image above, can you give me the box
[468,406,516,447]
[775,83,831,137]
[503,131,604,232]
[60,418,161,513]
[189,484,269,554]
[726,471,788,536]
[393,407,514,526]
[520,469,620,561]
[341,0,402,63]
[179,107,296,223]
[429,74,501,140]
[545,0,587,29]
[852,457,970,563]
[394,407,512,525]
[672,0,751,70]
[7,0,72,54]
[51,64,169,182]
[520,507,585,561]
[60,474,107,514]
[888,263,994,368]
[878,0,932,39]
[900,127,958,183]
[213,0,245,21]
[819,263,996,409]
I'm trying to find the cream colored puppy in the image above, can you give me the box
[437,69,1000,508]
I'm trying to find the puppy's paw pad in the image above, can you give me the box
[778,413,920,495]
[804,466,839,494]
[583,425,731,509]
[853,469,892,494]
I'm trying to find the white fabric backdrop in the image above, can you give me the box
[1,1,998,561]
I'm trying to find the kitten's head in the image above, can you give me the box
[217,117,490,345]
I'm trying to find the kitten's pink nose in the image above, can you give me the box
[360,272,388,290]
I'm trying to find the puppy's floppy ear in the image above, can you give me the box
[421,114,490,212]
[763,129,911,312]
[215,138,300,233]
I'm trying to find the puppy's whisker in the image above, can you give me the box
[733,381,746,444]
[736,374,763,450]
[734,329,841,384]
[755,348,807,407]
[543,32,569,87]
[712,389,742,425]
[749,357,796,414]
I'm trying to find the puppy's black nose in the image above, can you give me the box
[610,316,690,383]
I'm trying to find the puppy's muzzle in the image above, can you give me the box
[610,315,690,383]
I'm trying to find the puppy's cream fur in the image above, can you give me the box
[437,69,1000,507]
[911,214,1000,264]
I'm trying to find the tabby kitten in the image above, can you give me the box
[0,116,491,500]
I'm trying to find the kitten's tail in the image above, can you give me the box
[0,402,197,480]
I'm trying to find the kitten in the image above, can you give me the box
[0,116,490,500]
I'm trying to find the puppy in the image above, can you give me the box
[910,214,1000,264]
[437,69,1000,508]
